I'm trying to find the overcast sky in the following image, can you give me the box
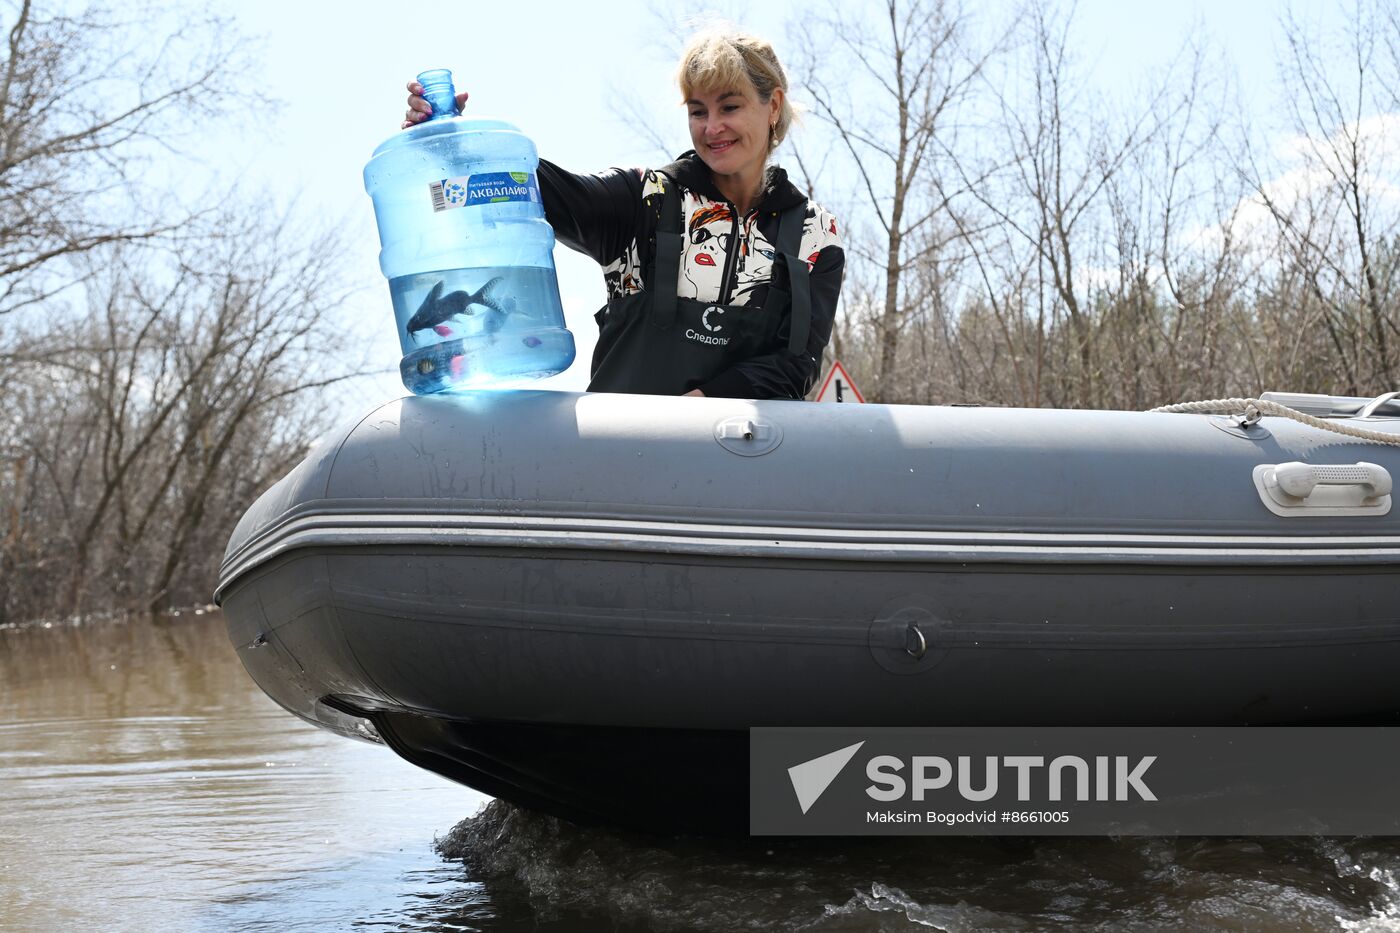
[192,0,1339,408]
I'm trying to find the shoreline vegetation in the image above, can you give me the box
[6,0,1400,626]
[0,1,371,625]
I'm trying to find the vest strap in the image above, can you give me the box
[652,177,683,330]
[761,203,812,354]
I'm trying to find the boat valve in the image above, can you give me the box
[717,419,761,441]
[713,417,783,456]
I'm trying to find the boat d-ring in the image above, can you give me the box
[905,623,927,659]
[868,598,950,675]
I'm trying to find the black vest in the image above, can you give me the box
[588,178,812,396]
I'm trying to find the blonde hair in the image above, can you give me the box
[677,27,795,152]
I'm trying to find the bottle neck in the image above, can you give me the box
[416,69,457,121]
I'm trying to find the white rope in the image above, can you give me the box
[1148,397,1400,446]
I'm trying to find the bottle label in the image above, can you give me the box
[429,172,540,212]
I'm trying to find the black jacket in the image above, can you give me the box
[538,152,845,399]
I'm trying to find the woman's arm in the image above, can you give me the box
[536,162,645,267]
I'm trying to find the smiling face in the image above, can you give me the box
[686,84,782,191]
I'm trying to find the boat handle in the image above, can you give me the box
[1358,390,1400,418]
[1271,462,1391,499]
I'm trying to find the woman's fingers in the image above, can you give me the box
[402,81,470,128]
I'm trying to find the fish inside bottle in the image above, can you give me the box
[389,266,575,393]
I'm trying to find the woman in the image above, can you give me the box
[403,28,844,399]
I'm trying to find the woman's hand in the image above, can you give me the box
[402,81,470,129]
[682,389,705,397]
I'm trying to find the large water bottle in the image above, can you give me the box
[364,69,575,394]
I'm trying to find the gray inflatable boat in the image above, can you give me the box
[215,389,1400,832]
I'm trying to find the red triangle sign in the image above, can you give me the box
[815,360,865,403]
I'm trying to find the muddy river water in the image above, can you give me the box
[3,612,1400,932]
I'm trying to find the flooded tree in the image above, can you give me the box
[2,207,365,621]
[789,0,995,403]
[0,0,255,317]
[0,2,364,624]
[797,0,1400,409]
[1240,1,1400,395]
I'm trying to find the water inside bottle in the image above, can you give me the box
[389,266,575,392]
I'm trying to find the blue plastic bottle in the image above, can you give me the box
[364,69,575,394]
